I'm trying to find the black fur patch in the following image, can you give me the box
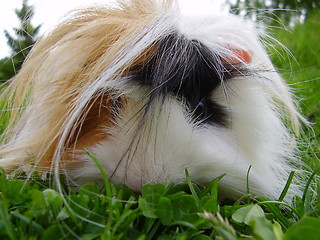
[132,34,237,126]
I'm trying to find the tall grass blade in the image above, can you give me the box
[278,171,295,202]
[85,149,112,198]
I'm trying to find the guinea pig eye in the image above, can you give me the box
[192,99,211,122]
[190,98,228,126]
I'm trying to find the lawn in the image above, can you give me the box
[0,13,319,240]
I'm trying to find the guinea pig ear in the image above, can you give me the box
[220,48,252,69]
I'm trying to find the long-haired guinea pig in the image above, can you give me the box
[0,0,305,201]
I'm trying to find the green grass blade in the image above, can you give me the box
[185,168,200,205]
[302,167,320,203]
[0,199,16,240]
[85,149,112,198]
[246,166,253,204]
[278,171,295,202]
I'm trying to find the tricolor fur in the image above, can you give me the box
[0,0,305,200]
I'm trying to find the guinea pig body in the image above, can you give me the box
[0,0,304,200]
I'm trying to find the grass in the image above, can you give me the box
[0,168,319,240]
[0,13,319,240]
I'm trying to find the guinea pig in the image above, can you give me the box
[0,0,305,201]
